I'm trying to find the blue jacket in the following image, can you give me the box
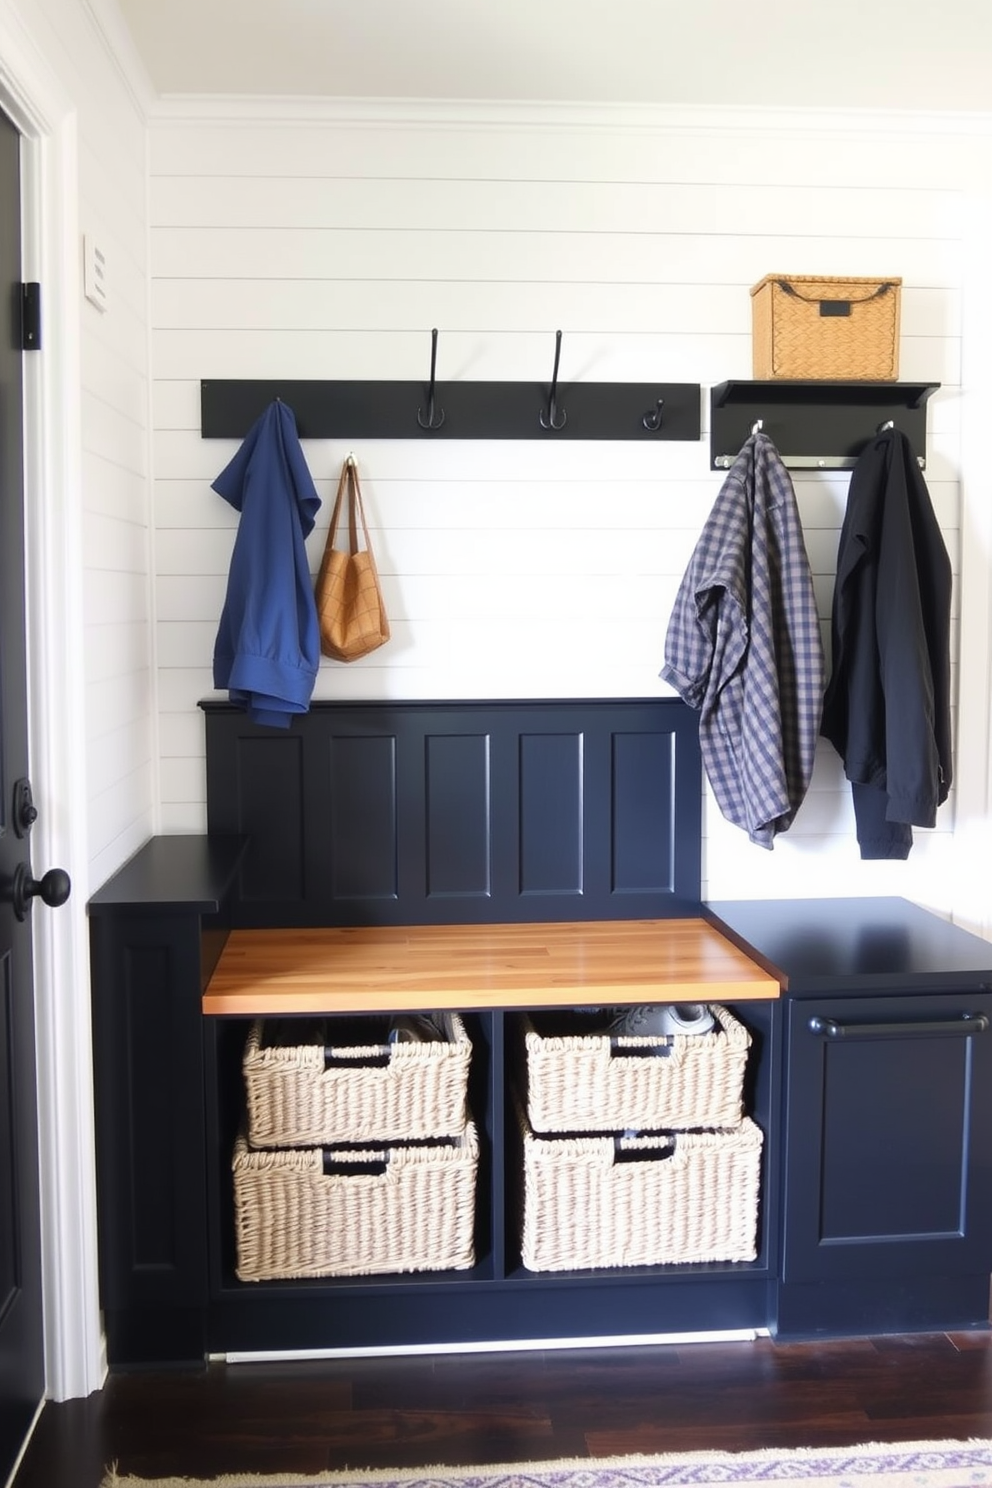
[212,401,321,728]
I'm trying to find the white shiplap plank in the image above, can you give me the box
[86,764,157,872]
[150,226,965,291]
[85,622,152,684]
[86,716,154,802]
[149,278,959,341]
[158,711,210,757]
[83,511,150,575]
[150,175,964,241]
[157,574,227,622]
[156,666,216,713]
[159,756,207,805]
[83,449,151,525]
[148,116,973,193]
[88,814,158,903]
[84,669,155,747]
[159,803,209,834]
[151,278,750,334]
[153,427,716,483]
[83,570,150,627]
[153,474,723,532]
[155,621,217,669]
[81,331,151,427]
[81,389,149,480]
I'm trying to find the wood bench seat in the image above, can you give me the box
[203,917,781,1016]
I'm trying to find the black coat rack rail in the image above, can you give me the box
[200,377,703,444]
[710,380,941,471]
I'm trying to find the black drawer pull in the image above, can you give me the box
[808,1013,989,1040]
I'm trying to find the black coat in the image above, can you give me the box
[821,428,952,859]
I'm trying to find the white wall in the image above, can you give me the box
[20,0,156,894]
[147,100,992,926]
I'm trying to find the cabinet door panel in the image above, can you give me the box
[783,994,992,1283]
[91,913,208,1311]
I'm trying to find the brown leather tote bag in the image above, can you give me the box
[315,456,390,662]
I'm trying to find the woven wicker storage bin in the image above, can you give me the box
[521,1004,749,1134]
[751,274,902,380]
[519,1104,763,1272]
[232,1121,478,1281]
[243,1013,472,1147]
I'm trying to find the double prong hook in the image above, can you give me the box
[417,327,446,431]
[539,329,567,431]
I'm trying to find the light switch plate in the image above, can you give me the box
[83,234,108,313]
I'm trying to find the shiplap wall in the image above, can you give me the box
[148,105,981,911]
[24,0,156,891]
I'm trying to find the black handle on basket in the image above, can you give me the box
[807,1013,989,1040]
[777,280,896,316]
[322,1152,389,1177]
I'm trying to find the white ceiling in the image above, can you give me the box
[115,0,992,113]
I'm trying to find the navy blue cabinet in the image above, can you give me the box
[708,898,992,1340]
[778,992,992,1336]
[88,836,245,1366]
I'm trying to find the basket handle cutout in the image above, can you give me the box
[613,1136,676,1164]
[609,1038,674,1059]
[323,1049,390,1070]
[609,1036,688,1066]
[322,1152,389,1177]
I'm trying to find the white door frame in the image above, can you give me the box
[0,4,106,1402]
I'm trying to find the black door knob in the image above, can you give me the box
[9,863,71,921]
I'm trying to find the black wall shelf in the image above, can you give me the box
[200,379,702,444]
[710,380,940,471]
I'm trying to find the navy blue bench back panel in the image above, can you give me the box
[202,699,702,927]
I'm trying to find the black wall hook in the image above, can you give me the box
[539,329,567,431]
[642,398,665,432]
[416,327,446,431]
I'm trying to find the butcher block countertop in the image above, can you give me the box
[202,917,781,1016]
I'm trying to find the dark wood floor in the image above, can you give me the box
[12,1331,992,1486]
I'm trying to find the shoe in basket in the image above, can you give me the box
[386,1013,446,1044]
[610,1003,715,1044]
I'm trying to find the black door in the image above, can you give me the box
[0,103,46,1482]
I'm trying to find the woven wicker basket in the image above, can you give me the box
[751,274,902,380]
[519,1103,763,1272]
[521,1005,749,1134]
[232,1121,478,1282]
[243,1013,472,1147]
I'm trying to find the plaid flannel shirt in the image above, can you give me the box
[661,433,824,848]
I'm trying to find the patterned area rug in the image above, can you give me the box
[98,1439,992,1488]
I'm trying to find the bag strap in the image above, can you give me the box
[326,456,373,556]
[776,279,895,306]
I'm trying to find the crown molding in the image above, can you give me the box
[146,92,992,139]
